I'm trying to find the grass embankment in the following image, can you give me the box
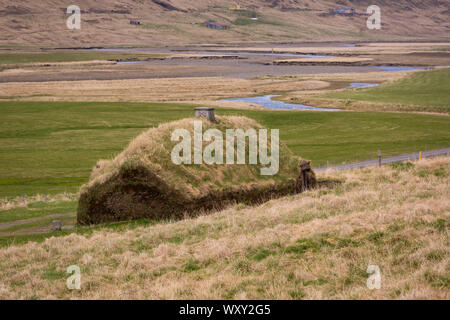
[0,101,449,197]
[0,157,448,299]
[315,69,450,113]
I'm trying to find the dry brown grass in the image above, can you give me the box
[284,96,450,115]
[366,42,450,47]
[1,60,116,69]
[0,77,330,103]
[277,57,373,63]
[167,54,241,59]
[279,70,416,83]
[0,66,431,114]
[0,68,425,115]
[0,157,448,299]
[0,193,77,212]
[1,1,449,47]
[274,57,373,65]
[212,43,450,56]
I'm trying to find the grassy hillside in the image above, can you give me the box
[0,101,449,198]
[317,69,450,113]
[1,0,449,47]
[0,157,448,299]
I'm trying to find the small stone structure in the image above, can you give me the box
[52,220,62,231]
[205,21,229,30]
[195,107,215,122]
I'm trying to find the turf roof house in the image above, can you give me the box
[77,114,316,224]
[332,8,355,15]
[205,20,229,30]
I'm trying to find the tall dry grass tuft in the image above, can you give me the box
[0,157,448,299]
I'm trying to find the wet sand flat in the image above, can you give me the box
[0,57,380,83]
[1,42,446,83]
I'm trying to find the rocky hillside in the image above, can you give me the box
[0,0,449,46]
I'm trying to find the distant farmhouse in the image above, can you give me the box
[205,20,229,30]
[333,8,355,15]
[229,4,247,11]
[320,7,367,17]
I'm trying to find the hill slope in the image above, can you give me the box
[0,157,448,299]
[304,69,450,113]
[0,0,449,47]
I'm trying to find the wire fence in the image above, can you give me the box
[314,142,450,168]
[315,146,450,172]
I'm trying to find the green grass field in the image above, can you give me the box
[320,69,450,113]
[0,203,154,247]
[0,51,166,66]
[0,200,77,224]
[1,101,449,198]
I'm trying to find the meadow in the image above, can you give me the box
[313,69,450,113]
[0,157,448,299]
[0,101,449,198]
[0,51,166,66]
[0,0,449,301]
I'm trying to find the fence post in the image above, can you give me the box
[21,194,25,204]
[378,150,382,167]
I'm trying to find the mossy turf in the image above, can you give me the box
[77,116,314,224]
